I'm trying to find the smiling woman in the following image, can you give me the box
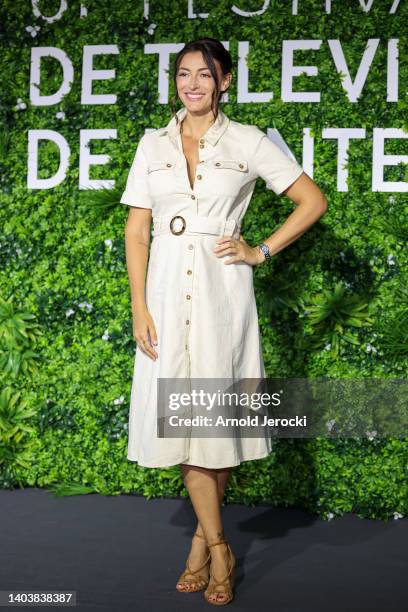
[121,37,327,605]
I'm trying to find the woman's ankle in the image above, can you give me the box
[206,531,225,546]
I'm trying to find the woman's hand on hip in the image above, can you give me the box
[132,306,158,361]
[213,235,265,266]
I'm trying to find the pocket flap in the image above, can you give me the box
[148,160,173,173]
[213,159,248,172]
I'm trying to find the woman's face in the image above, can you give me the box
[176,51,231,114]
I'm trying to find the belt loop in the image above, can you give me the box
[225,219,234,237]
[153,216,162,236]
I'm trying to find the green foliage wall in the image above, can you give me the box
[0,0,407,520]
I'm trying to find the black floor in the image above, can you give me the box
[0,488,406,611]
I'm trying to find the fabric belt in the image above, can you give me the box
[152,215,241,239]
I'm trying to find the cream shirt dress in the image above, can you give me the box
[120,106,304,469]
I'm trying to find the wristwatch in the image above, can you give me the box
[258,242,272,262]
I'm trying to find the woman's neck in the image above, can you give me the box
[180,109,216,140]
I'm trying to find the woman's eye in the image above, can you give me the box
[177,72,211,78]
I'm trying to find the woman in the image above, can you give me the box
[121,38,328,605]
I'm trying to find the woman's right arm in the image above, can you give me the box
[124,207,158,361]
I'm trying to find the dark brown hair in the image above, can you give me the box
[169,38,233,124]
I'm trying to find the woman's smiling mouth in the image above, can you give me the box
[184,93,205,100]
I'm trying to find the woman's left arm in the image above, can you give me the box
[256,171,328,260]
[214,172,328,265]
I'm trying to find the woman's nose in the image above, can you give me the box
[189,76,200,89]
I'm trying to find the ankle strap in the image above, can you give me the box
[208,539,228,549]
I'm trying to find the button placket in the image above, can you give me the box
[191,158,206,210]
[184,241,195,374]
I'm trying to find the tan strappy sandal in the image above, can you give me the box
[176,531,211,593]
[204,539,236,606]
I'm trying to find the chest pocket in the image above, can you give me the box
[213,160,248,172]
[211,159,248,196]
[147,160,174,196]
[147,160,174,173]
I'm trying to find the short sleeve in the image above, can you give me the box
[120,135,153,209]
[251,129,304,196]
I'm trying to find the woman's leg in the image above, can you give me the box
[177,466,231,593]
[195,467,231,537]
[179,464,235,603]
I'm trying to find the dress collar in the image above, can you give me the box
[161,106,230,147]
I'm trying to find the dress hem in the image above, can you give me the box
[126,448,273,469]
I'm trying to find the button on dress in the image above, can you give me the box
[120,106,304,468]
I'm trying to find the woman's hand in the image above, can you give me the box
[213,235,265,266]
[132,306,158,361]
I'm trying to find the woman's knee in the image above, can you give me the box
[181,464,218,486]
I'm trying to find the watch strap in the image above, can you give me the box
[258,242,272,261]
